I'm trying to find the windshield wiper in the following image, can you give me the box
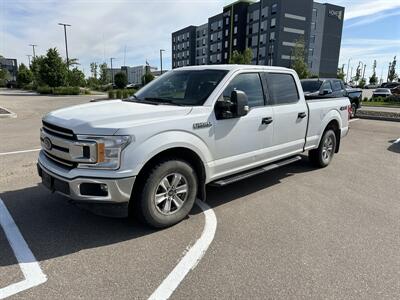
[123,95,160,105]
[144,97,184,106]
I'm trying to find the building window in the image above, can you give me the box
[225,29,229,36]
[187,41,189,47]
[234,26,237,34]
[252,36,258,47]
[202,57,206,64]
[187,32,189,39]
[260,21,267,31]
[253,22,259,33]
[271,18,276,28]
[202,48,206,55]
[272,3,277,14]
[197,31,200,38]
[224,52,228,59]
[218,32,222,40]
[253,10,259,21]
[261,7,268,18]
[310,35,315,43]
[234,14,238,22]
[210,34,214,42]
[217,53,221,62]
[260,34,265,45]
[312,8,317,19]
[203,29,206,36]
[226,17,229,25]
[247,37,252,47]
[217,42,222,51]
[218,20,222,28]
[269,31,275,41]
[311,22,316,30]
[173,37,176,42]
[225,40,228,48]
[309,48,314,56]
[203,38,206,46]
[233,38,237,46]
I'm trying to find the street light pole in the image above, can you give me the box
[29,44,37,58]
[58,23,71,68]
[110,57,116,85]
[346,58,350,84]
[160,49,165,74]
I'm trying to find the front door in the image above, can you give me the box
[211,72,274,179]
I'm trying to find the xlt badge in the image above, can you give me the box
[193,122,212,129]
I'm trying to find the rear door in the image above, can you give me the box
[262,72,308,158]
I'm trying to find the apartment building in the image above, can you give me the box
[107,65,158,85]
[171,0,344,77]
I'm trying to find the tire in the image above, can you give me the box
[138,159,198,228]
[350,103,357,118]
[309,129,337,168]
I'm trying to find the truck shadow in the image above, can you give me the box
[0,156,315,267]
[387,139,400,153]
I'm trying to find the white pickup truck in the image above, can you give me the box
[38,65,350,227]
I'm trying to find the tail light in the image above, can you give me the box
[347,105,352,120]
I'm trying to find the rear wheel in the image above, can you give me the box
[309,129,336,168]
[138,159,198,228]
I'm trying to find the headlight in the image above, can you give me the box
[76,135,132,170]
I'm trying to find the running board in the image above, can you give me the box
[209,156,302,187]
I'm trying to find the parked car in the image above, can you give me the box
[301,78,361,118]
[372,88,392,99]
[364,84,379,89]
[38,65,350,228]
[380,82,400,89]
[391,85,400,95]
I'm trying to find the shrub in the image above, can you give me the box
[114,72,128,89]
[116,90,122,99]
[362,97,368,102]
[108,90,115,99]
[387,95,400,102]
[83,89,91,95]
[37,85,53,94]
[53,86,80,95]
[23,83,35,91]
[122,89,129,99]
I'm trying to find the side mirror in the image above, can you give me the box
[231,90,249,117]
[320,89,332,95]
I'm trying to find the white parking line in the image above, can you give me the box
[0,199,47,299]
[148,199,217,300]
[349,118,360,123]
[0,149,41,157]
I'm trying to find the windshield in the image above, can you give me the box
[375,88,390,92]
[131,69,228,106]
[301,80,322,93]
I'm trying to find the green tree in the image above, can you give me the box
[114,71,127,89]
[337,67,345,80]
[99,63,108,84]
[67,67,85,87]
[229,48,253,64]
[291,38,309,79]
[38,48,68,87]
[354,63,361,84]
[0,68,11,87]
[16,63,33,87]
[369,60,378,84]
[90,62,98,79]
[142,72,154,86]
[388,56,397,82]
[66,58,80,68]
[359,78,366,88]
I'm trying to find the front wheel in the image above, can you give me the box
[139,160,198,228]
[309,129,337,168]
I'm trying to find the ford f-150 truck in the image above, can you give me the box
[38,65,350,228]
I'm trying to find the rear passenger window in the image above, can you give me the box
[265,73,299,104]
[332,80,342,91]
[223,73,264,107]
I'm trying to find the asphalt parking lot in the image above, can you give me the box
[1,89,400,299]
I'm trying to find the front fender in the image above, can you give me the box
[123,130,213,180]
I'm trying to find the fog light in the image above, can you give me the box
[100,184,108,192]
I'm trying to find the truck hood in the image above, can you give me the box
[44,100,192,135]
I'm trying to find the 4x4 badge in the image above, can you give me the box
[193,122,212,129]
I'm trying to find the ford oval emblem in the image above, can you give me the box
[43,137,52,150]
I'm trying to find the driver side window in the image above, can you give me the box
[321,81,332,91]
[222,73,264,107]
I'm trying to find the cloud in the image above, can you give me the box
[332,0,400,20]
[345,9,400,28]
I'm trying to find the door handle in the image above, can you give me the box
[298,112,307,119]
[261,117,273,124]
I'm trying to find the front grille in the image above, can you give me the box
[43,151,77,169]
[40,121,97,169]
[42,121,75,140]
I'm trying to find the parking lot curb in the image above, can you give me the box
[0,106,17,119]
[356,110,400,122]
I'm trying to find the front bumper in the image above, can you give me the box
[37,162,135,204]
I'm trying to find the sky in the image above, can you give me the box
[0,0,399,81]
